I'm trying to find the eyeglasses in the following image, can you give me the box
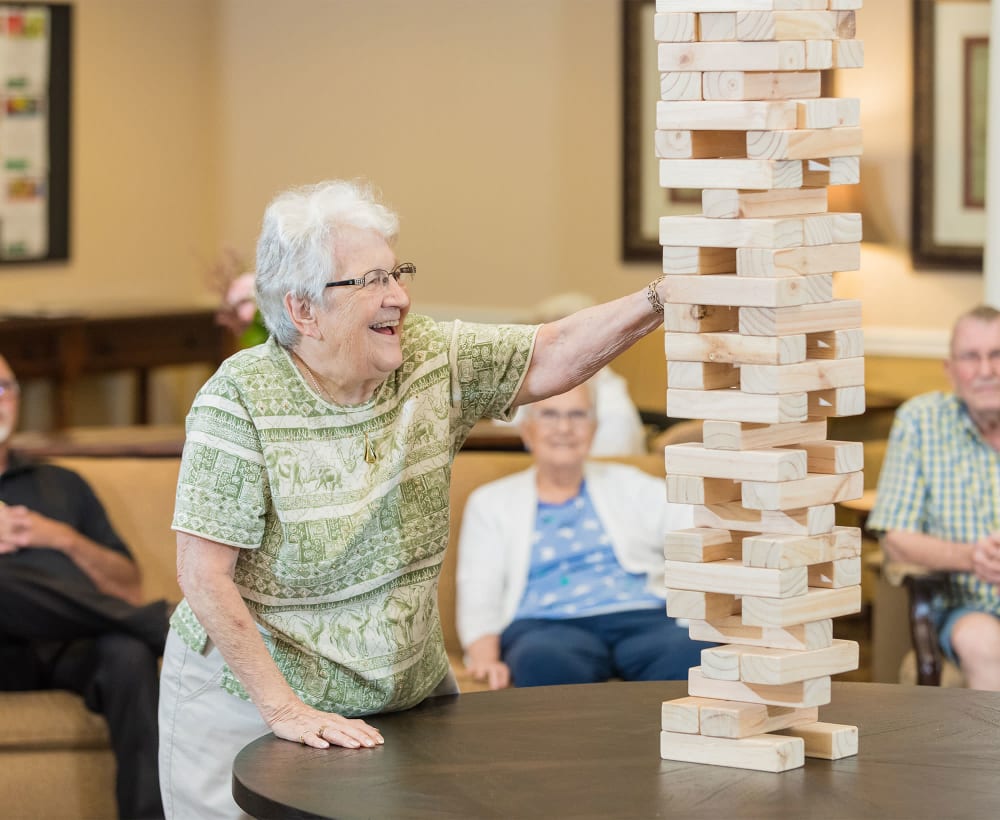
[532,408,595,427]
[0,379,20,400]
[325,262,416,291]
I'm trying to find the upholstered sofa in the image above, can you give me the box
[0,449,665,818]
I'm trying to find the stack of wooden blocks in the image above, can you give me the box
[653,0,865,773]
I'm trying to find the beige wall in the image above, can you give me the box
[2,0,219,315]
[2,0,986,425]
[1,0,985,324]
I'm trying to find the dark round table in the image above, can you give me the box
[233,680,1000,819]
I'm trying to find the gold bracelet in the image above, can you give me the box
[646,276,665,315]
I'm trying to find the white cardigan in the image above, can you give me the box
[455,462,693,648]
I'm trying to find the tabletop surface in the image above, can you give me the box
[233,680,1000,819]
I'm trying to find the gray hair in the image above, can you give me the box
[950,304,1000,355]
[255,180,399,348]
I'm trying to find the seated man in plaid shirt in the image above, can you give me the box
[868,305,1000,690]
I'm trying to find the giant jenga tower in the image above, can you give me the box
[653,0,865,772]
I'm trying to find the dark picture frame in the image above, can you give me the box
[621,0,700,262]
[0,2,71,265]
[912,0,989,270]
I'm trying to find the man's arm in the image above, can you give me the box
[176,531,384,749]
[0,504,143,605]
[884,529,1000,585]
[514,289,660,407]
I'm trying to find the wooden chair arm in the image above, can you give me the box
[901,571,950,686]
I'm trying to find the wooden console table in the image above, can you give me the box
[0,308,230,429]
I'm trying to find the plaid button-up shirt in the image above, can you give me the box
[868,391,1000,615]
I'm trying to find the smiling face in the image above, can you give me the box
[309,226,411,395]
[946,315,1000,425]
[519,383,597,473]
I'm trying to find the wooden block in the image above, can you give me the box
[739,299,862,336]
[656,129,746,159]
[699,702,819,739]
[777,721,858,760]
[660,216,804,250]
[665,442,807,482]
[667,388,808,424]
[742,471,864,511]
[657,0,828,10]
[658,100,799,132]
[688,666,831,708]
[806,328,864,359]
[695,502,835,536]
[665,558,808,598]
[699,12,737,41]
[714,639,858,685]
[662,303,739,332]
[743,527,861,569]
[665,331,806,364]
[702,418,828,451]
[660,730,804,773]
[659,274,832,308]
[747,127,863,161]
[736,10,856,41]
[801,212,863,246]
[660,71,703,101]
[658,41,806,73]
[666,588,739,620]
[702,70,821,101]
[661,158,803,190]
[777,440,863,473]
[827,0,863,11]
[804,39,834,70]
[668,361,740,390]
[808,385,865,417]
[663,246,738,275]
[689,616,833,651]
[808,557,862,588]
[797,98,860,129]
[702,188,827,219]
[802,156,860,186]
[700,645,741,680]
[741,585,861,627]
[661,696,704,734]
[664,527,740,561]
[737,243,860,277]
[654,12,697,42]
[834,39,864,69]
[740,358,865,395]
[666,474,742,505]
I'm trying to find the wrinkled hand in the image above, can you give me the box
[465,658,511,691]
[0,505,70,553]
[972,533,1000,585]
[268,701,384,750]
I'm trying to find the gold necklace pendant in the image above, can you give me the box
[364,432,378,464]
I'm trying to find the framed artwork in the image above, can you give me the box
[912,0,989,270]
[621,0,700,262]
[0,3,71,265]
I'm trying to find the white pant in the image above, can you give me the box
[158,628,460,820]
[158,629,262,820]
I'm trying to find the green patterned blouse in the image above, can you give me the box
[170,314,537,716]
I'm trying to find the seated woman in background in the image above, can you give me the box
[510,291,647,457]
[456,381,711,690]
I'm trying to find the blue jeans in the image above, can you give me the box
[500,609,713,687]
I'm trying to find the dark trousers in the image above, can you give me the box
[0,566,168,820]
[500,609,714,687]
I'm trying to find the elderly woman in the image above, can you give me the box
[158,180,670,818]
[456,382,709,690]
